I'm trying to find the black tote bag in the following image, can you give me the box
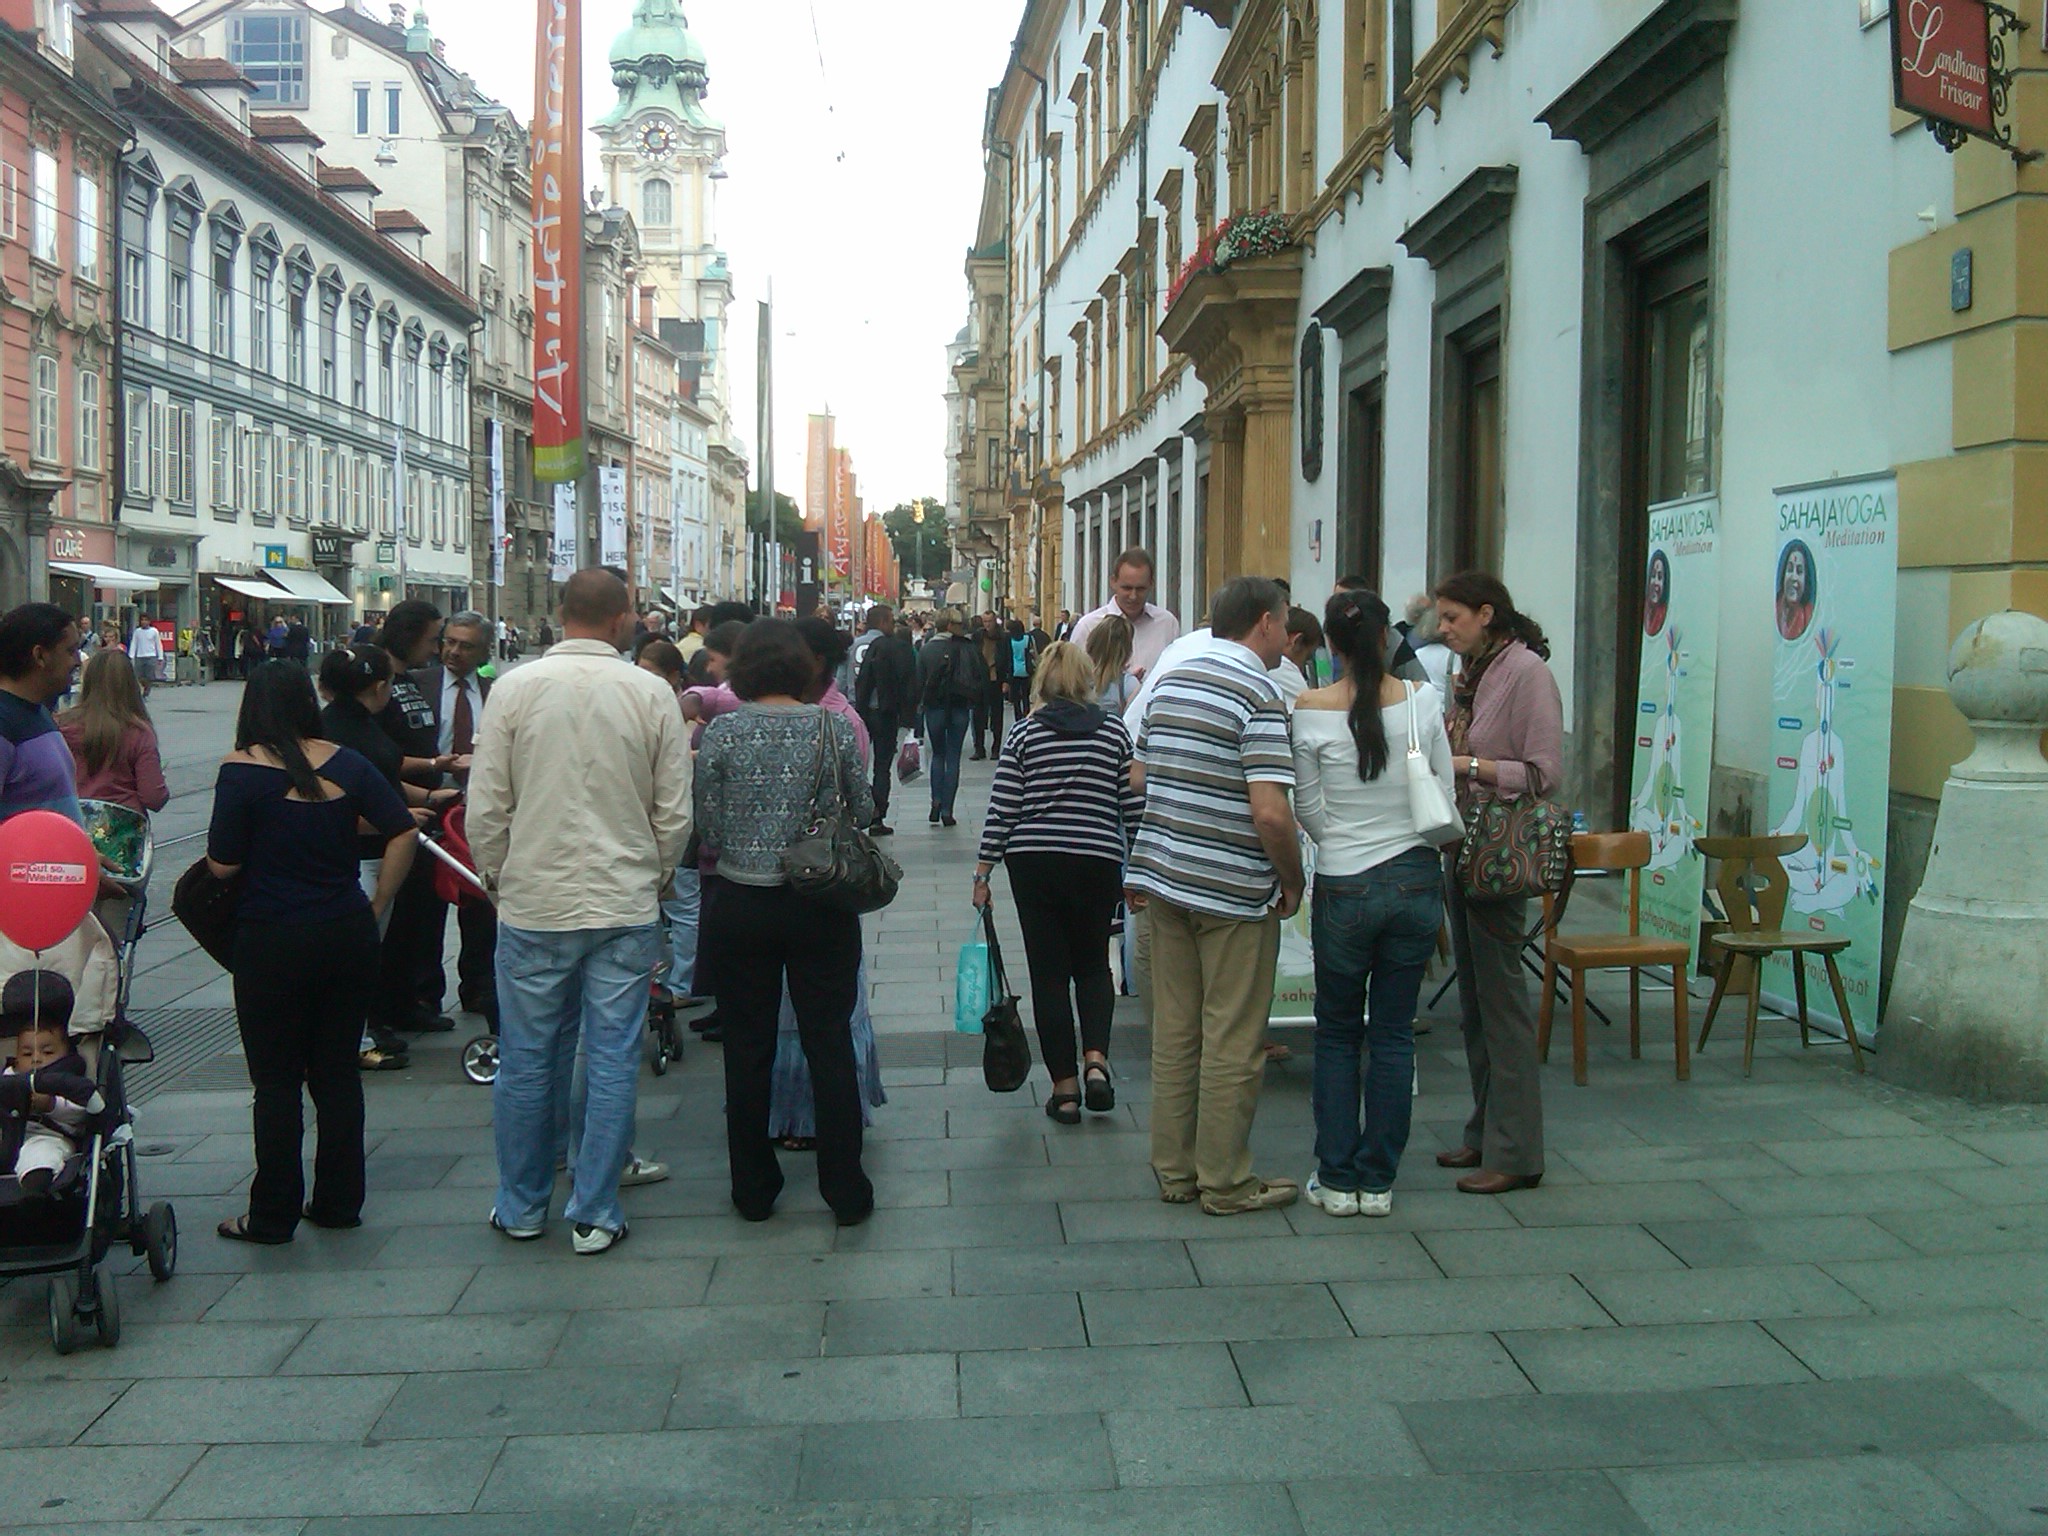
[979,903,1031,1093]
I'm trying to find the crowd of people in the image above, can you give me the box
[0,543,1564,1252]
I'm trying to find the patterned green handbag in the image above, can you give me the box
[1456,794,1573,904]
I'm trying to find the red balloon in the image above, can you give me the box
[0,810,100,952]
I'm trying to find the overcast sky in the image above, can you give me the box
[422,0,1019,512]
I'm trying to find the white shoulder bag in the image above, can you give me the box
[1405,682,1465,847]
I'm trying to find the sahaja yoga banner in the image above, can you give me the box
[1762,474,1896,1044]
[1626,493,1721,972]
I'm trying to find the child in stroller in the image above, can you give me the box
[2,973,110,1195]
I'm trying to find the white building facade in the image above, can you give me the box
[82,8,476,640]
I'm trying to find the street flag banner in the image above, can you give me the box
[1625,493,1720,972]
[551,480,577,581]
[599,466,628,571]
[530,0,585,483]
[1762,474,1897,1044]
[392,429,409,593]
[488,418,507,588]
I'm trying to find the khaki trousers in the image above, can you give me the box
[1147,895,1282,1204]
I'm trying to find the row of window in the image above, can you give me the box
[123,387,466,550]
[27,356,101,472]
[121,179,466,449]
[2,145,104,279]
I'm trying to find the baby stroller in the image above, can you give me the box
[0,805,177,1353]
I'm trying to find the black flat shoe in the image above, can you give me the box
[833,1201,875,1228]
[217,1215,292,1245]
[929,809,942,824]
[942,817,958,828]
[1045,1092,1082,1126]
[1083,1063,1115,1112]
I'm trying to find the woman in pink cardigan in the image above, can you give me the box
[1433,572,1562,1196]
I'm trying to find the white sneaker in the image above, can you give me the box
[572,1221,627,1255]
[1304,1173,1359,1218]
[489,1210,543,1241]
[619,1156,670,1187]
[1356,1190,1393,1218]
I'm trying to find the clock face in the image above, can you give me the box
[638,119,676,162]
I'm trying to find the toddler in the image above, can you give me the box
[2,973,104,1196]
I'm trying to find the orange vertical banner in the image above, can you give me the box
[531,0,585,482]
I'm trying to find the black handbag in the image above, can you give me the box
[979,904,1031,1093]
[171,855,243,969]
[778,710,902,915]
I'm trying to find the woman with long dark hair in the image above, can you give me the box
[1290,591,1453,1217]
[205,661,418,1242]
[1433,572,1563,1196]
[58,649,168,814]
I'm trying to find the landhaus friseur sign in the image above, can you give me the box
[1892,0,2039,161]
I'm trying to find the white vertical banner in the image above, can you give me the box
[599,465,628,571]
[488,418,507,589]
[551,480,578,582]
[392,429,409,596]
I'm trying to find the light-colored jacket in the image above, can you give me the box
[465,638,692,931]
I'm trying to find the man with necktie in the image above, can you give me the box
[414,613,496,1026]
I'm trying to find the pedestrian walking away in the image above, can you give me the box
[466,569,693,1255]
[206,662,418,1243]
[1435,571,1563,1196]
[696,618,876,1227]
[917,610,981,827]
[1291,590,1453,1219]
[854,604,918,836]
[1126,577,1304,1215]
[974,640,1142,1125]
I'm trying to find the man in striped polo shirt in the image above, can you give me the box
[1127,577,1306,1214]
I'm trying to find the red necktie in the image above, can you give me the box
[451,683,475,757]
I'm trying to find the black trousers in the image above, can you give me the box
[376,857,444,1029]
[1006,852,1122,1083]
[859,708,898,821]
[973,680,1005,753]
[1006,677,1031,732]
[703,876,872,1220]
[424,895,499,1021]
[231,911,379,1238]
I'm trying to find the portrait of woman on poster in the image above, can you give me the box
[1776,541,1817,641]
[1643,550,1672,638]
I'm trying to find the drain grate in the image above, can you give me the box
[125,1008,244,1103]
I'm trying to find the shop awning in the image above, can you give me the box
[210,575,285,602]
[659,587,688,610]
[49,560,158,593]
[259,568,352,605]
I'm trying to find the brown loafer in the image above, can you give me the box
[1435,1146,1483,1169]
[1455,1169,1543,1195]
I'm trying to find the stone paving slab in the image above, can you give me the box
[6,753,2048,1528]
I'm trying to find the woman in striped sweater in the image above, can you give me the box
[972,642,1145,1124]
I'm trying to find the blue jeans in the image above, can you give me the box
[1311,848,1443,1194]
[493,922,661,1235]
[927,703,972,818]
[661,864,700,995]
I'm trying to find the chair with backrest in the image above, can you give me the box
[1694,833,1866,1077]
[1537,832,1692,1086]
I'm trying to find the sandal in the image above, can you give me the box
[1082,1062,1115,1113]
[1044,1091,1082,1126]
[358,1047,410,1072]
[217,1215,292,1246]
[303,1207,362,1230]
[779,1136,816,1152]
[1158,1182,1198,1204]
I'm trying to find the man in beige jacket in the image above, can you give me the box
[467,568,692,1255]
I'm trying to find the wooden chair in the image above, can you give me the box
[1538,832,1692,1086]
[1695,834,1867,1077]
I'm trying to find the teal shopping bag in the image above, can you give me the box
[955,920,992,1034]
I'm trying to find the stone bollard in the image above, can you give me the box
[1881,610,2048,1100]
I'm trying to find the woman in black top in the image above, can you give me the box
[318,644,458,1069]
[207,662,417,1243]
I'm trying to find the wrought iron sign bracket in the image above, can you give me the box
[1923,3,2043,164]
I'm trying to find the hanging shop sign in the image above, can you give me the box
[1891,0,2038,160]
[529,0,586,481]
[260,545,289,569]
[311,530,347,565]
[599,466,628,571]
[1626,493,1720,971]
[1761,474,1898,1045]
[551,480,578,582]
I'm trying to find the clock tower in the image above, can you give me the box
[597,0,730,378]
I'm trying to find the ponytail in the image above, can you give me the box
[1323,588,1393,781]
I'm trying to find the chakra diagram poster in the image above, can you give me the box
[1626,494,1720,971]
[1763,475,1896,1043]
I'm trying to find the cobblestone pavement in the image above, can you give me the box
[3,708,2047,1532]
